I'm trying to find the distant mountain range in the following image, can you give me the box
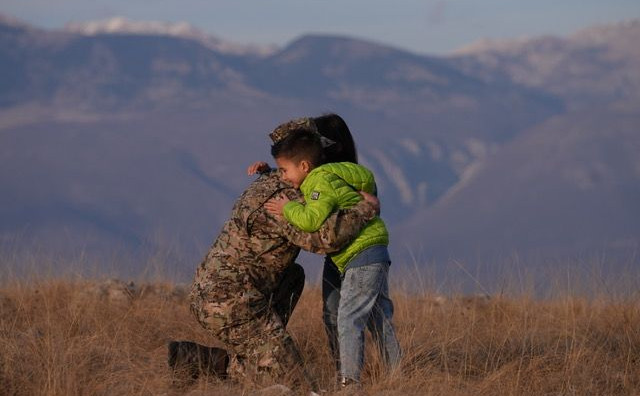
[1,14,638,280]
[63,16,277,56]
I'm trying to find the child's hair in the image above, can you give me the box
[271,128,325,167]
[313,113,358,164]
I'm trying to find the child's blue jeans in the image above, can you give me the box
[324,260,401,382]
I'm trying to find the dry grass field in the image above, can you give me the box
[0,272,639,396]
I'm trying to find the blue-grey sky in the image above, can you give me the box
[2,0,640,54]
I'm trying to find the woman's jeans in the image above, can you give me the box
[322,259,401,382]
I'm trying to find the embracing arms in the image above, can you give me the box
[280,192,379,255]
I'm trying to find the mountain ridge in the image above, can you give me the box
[63,16,277,57]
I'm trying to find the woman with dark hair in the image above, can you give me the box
[312,114,360,374]
[311,114,358,164]
[310,114,401,387]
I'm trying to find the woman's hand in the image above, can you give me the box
[264,195,290,216]
[359,191,380,215]
[247,161,271,175]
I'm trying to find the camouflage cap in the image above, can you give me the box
[269,117,318,144]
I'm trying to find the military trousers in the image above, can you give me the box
[190,263,309,385]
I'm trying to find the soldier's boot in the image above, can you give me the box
[167,340,229,387]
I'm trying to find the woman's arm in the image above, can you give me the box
[247,161,271,175]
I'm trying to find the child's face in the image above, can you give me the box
[275,156,310,189]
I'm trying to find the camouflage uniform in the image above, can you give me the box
[189,170,376,387]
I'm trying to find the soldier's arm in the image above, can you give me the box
[281,198,378,254]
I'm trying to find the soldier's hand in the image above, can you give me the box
[247,161,271,175]
[359,191,380,215]
[264,195,290,216]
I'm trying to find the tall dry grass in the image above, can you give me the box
[0,274,639,395]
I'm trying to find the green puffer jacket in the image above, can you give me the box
[283,162,389,272]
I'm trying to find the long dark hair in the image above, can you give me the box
[312,113,358,164]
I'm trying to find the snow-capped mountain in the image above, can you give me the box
[64,16,277,56]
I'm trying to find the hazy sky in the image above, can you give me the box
[2,0,640,54]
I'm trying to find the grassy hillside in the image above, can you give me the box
[1,275,638,395]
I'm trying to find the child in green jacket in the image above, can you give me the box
[263,128,401,388]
